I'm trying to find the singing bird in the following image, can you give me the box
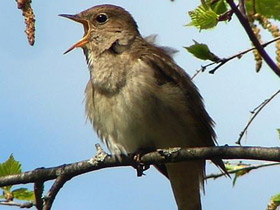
[60,5,226,210]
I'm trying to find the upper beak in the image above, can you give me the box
[59,14,90,54]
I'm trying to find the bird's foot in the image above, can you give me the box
[131,149,152,177]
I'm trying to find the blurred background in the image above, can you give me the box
[0,0,280,209]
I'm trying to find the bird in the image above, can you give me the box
[60,4,226,210]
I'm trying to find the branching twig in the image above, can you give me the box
[236,89,280,145]
[191,63,215,80]
[191,36,280,78]
[206,162,280,179]
[43,174,71,210]
[208,36,280,74]
[226,0,280,78]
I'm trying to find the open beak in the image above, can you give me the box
[59,14,90,54]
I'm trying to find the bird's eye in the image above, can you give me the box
[96,14,108,23]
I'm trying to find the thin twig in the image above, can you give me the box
[191,69,203,80]
[208,36,280,74]
[236,89,280,145]
[191,36,280,78]
[226,0,280,78]
[191,62,217,80]
[206,162,280,179]
[191,64,209,80]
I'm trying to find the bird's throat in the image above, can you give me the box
[85,50,128,95]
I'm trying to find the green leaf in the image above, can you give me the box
[0,155,21,190]
[271,193,280,203]
[224,163,235,171]
[277,129,280,140]
[187,5,218,30]
[245,0,280,21]
[223,162,251,186]
[12,188,34,201]
[211,0,228,15]
[232,168,251,186]
[232,174,238,186]
[0,155,21,177]
[185,40,220,62]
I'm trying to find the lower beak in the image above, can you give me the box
[59,14,90,54]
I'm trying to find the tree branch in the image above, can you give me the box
[226,0,280,78]
[1,146,280,188]
[34,181,44,210]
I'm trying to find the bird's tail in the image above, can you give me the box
[166,160,205,210]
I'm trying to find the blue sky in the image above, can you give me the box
[1,1,280,210]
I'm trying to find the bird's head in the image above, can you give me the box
[60,4,139,55]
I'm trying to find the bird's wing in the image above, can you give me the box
[140,42,216,146]
[139,41,227,173]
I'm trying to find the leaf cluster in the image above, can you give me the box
[186,0,280,73]
[0,155,34,202]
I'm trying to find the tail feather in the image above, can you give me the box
[166,161,205,210]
